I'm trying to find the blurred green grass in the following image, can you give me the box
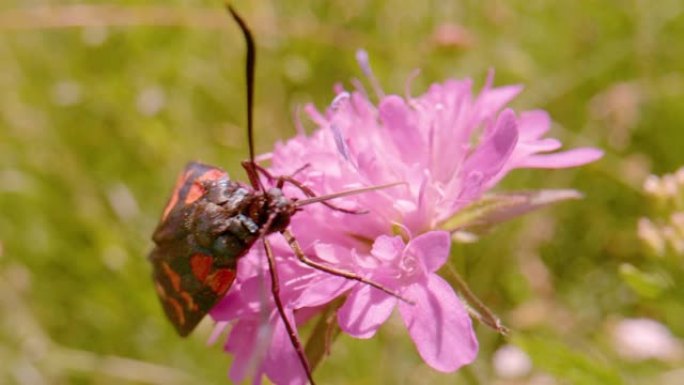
[1,1,683,384]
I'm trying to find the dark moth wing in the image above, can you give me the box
[149,162,238,336]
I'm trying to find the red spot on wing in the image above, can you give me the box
[161,170,189,221]
[198,168,226,182]
[184,169,227,205]
[185,183,205,204]
[161,166,228,218]
[190,253,214,282]
[207,268,236,295]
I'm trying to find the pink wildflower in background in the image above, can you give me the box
[211,53,602,384]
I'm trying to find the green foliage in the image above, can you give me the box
[1,0,683,384]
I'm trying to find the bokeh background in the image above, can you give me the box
[1,1,683,384]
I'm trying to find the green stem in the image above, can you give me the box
[304,296,345,372]
[445,264,509,335]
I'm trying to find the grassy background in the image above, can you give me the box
[1,0,683,384]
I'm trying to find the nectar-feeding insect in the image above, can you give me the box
[148,5,406,384]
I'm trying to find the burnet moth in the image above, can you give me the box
[148,6,406,384]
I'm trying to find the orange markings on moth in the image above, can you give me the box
[154,282,167,298]
[161,171,188,221]
[180,292,198,311]
[190,253,214,282]
[207,268,236,294]
[162,262,197,312]
[185,169,226,205]
[185,182,206,205]
[162,262,182,292]
[198,169,226,182]
[167,297,186,326]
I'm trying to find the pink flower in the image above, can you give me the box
[211,239,349,385]
[271,70,602,234]
[211,55,603,384]
[329,231,478,371]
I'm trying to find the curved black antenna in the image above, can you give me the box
[227,5,257,166]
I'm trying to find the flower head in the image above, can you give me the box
[211,54,603,384]
[271,69,601,237]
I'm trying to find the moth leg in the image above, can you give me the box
[280,176,367,215]
[241,160,263,191]
[282,229,413,304]
[251,162,309,183]
[250,162,364,215]
[263,237,316,385]
[286,163,312,179]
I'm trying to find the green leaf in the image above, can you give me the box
[514,334,624,385]
[618,263,670,299]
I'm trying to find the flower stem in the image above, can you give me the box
[304,296,345,371]
[445,264,509,335]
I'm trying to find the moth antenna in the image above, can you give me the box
[227,5,257,167]
[295,182,405,208]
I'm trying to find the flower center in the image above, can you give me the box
[399,252,420,279]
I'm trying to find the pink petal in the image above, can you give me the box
[405,231,451,274]
[379,95,424,164]
[226,320,263,384]
[518,147,604,168]
[517,110,551,140]
[304,103,327,126]
[210,288,243,321]
[313,243,342,264]
[349,91,377,121]
[338,284,397,339]
[295,274,352,308]
[263,312,309,385]
[477,71,523,117]
[522,138,562,153]
[398,275,478,372]
[207,321,230,345]
[370,235,405,262]
[211,275,262,321]
[459,109,518,200]
[479,84,523,111]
